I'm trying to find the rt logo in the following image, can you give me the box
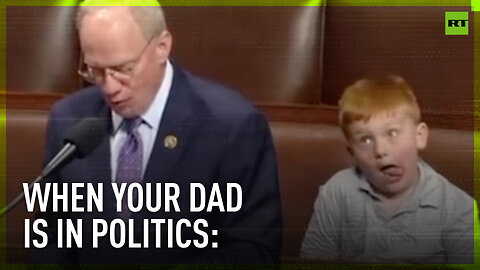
[445,12,468,35]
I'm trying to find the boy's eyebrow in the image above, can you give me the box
[385,123,401,128]
[350,129,370,137]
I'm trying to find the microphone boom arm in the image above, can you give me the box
[0,117,104,217]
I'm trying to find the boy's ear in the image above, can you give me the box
[416,122,429,150]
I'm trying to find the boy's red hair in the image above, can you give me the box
[339,76,421,138]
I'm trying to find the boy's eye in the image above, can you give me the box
[387,129,398,137]
[360,136,373,144]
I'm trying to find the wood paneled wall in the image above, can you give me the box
[5,5,474,130]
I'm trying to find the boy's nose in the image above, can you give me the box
[374,139,388,158]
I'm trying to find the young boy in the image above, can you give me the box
[300,76,476,263]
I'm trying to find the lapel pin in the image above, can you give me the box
[164,135,178,149]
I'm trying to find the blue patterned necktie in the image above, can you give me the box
[116,117,143,218]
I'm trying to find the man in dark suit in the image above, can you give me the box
[33,2,281,264]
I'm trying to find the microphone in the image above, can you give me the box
[41,117,105,177]
[0,117,106,216]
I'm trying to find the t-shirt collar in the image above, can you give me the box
[357,160,441,209]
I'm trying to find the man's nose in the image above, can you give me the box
[102,70,122,97]
[374,138,388,158]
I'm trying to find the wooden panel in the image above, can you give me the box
[6,6,81,94]
[322,6,473,118]
[6,92,64,111]
[5,92,473,130]
[164,6,325,103]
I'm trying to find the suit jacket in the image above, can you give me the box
[33,64,282,264]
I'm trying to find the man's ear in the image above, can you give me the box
[416,122,429,150]
[154,30,172,63]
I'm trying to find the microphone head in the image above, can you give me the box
[64,117,106,158]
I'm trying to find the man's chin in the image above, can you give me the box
[112,106,137,119]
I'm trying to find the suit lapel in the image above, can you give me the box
[87,106,112,184]
[81,97,114,211]
[143,66,206,184]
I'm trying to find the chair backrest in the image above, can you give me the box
[271,121,474,259]
[5,110,473,260]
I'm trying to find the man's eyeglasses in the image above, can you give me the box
[78,37,154,85]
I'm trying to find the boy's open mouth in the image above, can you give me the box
[379,164,403,180]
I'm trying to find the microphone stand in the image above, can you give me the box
[0,143,77,217]
[0,175,43,217]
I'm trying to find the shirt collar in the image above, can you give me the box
[416,160,442,208]
[357,160,441,208]
[112,60,174,134]
[357,167,378,199]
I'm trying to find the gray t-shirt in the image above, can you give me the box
[300,160,475,263]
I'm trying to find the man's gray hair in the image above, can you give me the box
[76,5,167,39]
